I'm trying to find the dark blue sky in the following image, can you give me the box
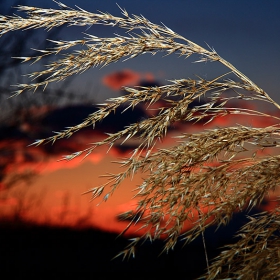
[2,0,280,103]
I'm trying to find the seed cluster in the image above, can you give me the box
[1,2,280,278]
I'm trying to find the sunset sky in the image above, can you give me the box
[1,0,280,236]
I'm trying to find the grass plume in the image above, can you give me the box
[1,1,280,278]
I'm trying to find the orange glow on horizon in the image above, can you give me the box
[0,104,280,237]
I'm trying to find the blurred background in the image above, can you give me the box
[1,0,280,278]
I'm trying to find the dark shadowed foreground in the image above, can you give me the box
[0,204,269,279]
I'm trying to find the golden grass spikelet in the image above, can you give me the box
[202,209,280,280]
[1,1,280,278]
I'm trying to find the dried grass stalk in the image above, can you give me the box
[1,1,280,278]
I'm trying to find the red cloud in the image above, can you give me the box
[102,69,157,91]
[102,69,141,90]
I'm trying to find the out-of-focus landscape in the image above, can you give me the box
[1,0,280,278]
